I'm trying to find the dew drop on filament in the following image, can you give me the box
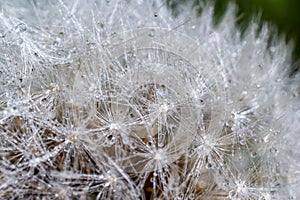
[15,23,27,33]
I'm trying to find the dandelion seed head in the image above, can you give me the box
[0,0,299,199]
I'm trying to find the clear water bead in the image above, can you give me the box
[251,151,257,157]
[17,38,24,45]
[270,147,278,155]
[148,29,155,37]
[15,23,27,33]
[239,139,246,146]
[228,190,237,199]
[0,30,6,38]
[206,163,212,169]
[87,42,97,50]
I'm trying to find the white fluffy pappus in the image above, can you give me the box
[0,0,299,199]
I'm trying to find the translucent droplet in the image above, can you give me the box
[206,163,212,169]
[106,135,115,145]
[17,38,24,45]
[148,29,155,37]
[87,42,97,50]
[228,190,237,199]
[270,147,278,155]
[288,195,296,199]
[189,194,195,200]
[251,151,257,157]
[239,139,246,146]
[0,30,6,38]
[177,193,184,199]
[15,23,27,33]
[154,12,158,17]
[53,40,60,47]
[187,148,195,157]
[129,142,136,149]
[147,141,154,147]
[102,40,110,47]
[270,46,276,52]
[272,130,279,136]
[58,31,64,38]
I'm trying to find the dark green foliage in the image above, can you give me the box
[165,0,300,73]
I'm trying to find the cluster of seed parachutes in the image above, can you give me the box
[0,0,299,199]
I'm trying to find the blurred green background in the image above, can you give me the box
[166,0,300,74]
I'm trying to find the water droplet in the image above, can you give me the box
[177,193,184,199]
[129,142,136,149]
[17,38,24,45]
[239,139,246,146]
[251,151,257,157]
[272,130,280,136]
[148,29,155,37]
[87,42,97,50]
[15,23,27,33]
[187,148,195,157]
[270,46,276,52]
[102,40,110,47]
[228,190,237,199]
[58,31,64,38]
[53,39,60,46]
[270,147,278,155]
[189,194,195,199]
[154,12,158,17]
[106,135,115,145]
[0,30,6,38]
[288,195,296,199]
[147,141,154,147]
[206,163,212,169]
